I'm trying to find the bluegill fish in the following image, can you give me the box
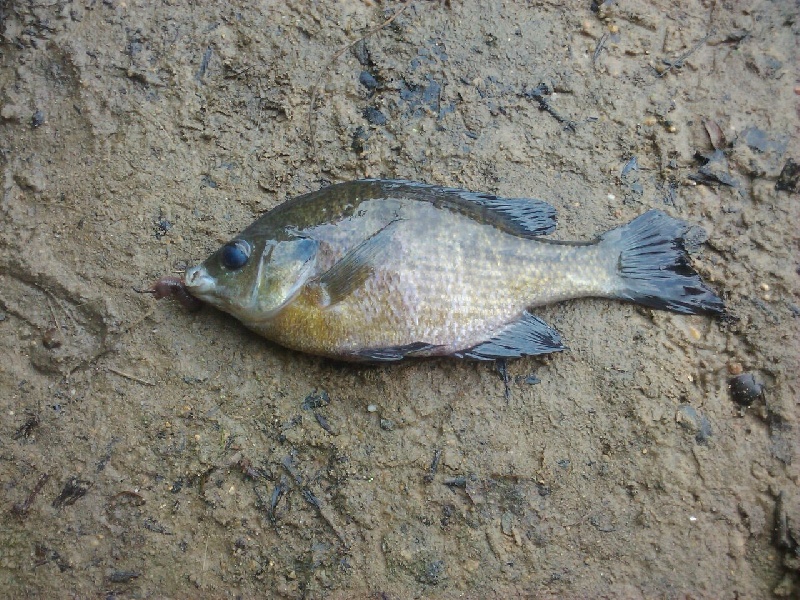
[171,180,723,361]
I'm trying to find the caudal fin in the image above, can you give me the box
[603,210,724,316]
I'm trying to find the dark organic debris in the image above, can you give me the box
[444,476,467,488]
[523,83,576,132]
[773,490,793,550]
[34,543,71,572]
[656,31,712,78]
[302,389,330,410]
[620,156,643,196]
[776,159,800,193]
[495,359,511,401]
[13,412,40,440]
[42,326,62,349]
[196,46,212,81]
[108,570,141,583]
[11,473,49,518]
[423,448,442,484]
[690,150,738,187]
[351,125,369,155]
[359,70,379,91]
[154,217,171,239]
[52,477,92,508]
[418,559,445,585]
[363,106,387,126]
[676,404,712,444]
[621,156,639,177]
[31,110,45,128]
[143,516,171,534]
[729,373,764,406]
[314,411,335,434]
[280,455,348,546]
[398,77,443,118]
[702,118,727,150]
[267,478,288,524]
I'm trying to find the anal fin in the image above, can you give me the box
[454,312,565,361]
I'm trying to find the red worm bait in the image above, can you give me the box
[148,276,203,312]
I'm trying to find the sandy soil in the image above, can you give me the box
[1,1,798,598]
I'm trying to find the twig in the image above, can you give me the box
[121,308,155,335]
[592,32,609,70]
[107,367,156,386]
[307,3,412,156]
[657,31,714,78]
[45,296,62,333]
[49,292,79,330]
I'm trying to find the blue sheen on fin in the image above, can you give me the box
[454,312,566,361]
[375,180,558,237]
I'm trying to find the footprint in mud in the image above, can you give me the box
[1,272,111,377]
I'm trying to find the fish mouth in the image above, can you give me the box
[184,265,217,297]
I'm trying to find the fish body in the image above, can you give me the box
[183,180,723,361]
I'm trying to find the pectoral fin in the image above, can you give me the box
[454,312,565,360]
[318,220,397,305]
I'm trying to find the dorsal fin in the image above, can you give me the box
[369,180,558,238]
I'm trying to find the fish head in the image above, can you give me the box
[185,234,318,323]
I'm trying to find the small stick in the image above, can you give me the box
[49,292,79,330]
[107,367,156,386]
[121,308,155,335]
[657,31,713,78]
[11,473,50,518]
[45,296,62,333]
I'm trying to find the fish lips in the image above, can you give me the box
[185,265,217,296]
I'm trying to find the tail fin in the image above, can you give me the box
[602,210,724,316]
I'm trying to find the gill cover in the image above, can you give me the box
[254,237,319,317]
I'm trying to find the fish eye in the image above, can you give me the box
[221,240,251,270]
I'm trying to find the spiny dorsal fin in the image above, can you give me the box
[373,180,558,238]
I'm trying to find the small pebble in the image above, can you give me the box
[358,70,378,91]
[31,110,45,128]
[42,327,62,349]
[379,418,395,431]
[367,404,378,412]
[729,373,764,406]
[727,362,744,376]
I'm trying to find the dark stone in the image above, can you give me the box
[359,70,378,91]
[31,110,45,128]
[728,373,764,406]
[776,159,799,193]
[363,107,387,126]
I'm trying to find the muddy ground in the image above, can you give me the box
[1,1,798,598]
